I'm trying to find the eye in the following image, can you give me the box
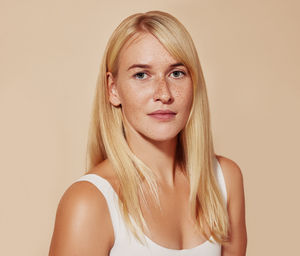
[134,72,148,80]
[170,70,185,78]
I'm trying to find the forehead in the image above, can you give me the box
[118,32,178,68]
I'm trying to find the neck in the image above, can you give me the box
[124,126,179,187]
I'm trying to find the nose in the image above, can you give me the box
[153,77,173,104]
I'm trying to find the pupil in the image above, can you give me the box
[137,73,144,78]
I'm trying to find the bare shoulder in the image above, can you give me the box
[87,158,120,193]
[49,173,114,255]
[215,155,247,253]
[216,155,243,178]
[215,155,245,203]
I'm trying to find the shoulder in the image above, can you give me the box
[215,155,245,204]
[49,172,114,255]
[87,158,121,193]
[57,179,112,218]
[216,155,243,179]
[215,156,247,252]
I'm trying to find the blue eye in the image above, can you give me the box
[171,70,185,78]
[134,72,148,80]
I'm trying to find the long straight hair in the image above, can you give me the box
[85,10,229,244]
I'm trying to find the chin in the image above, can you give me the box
[140,128,180,142]
[124,117,184,142]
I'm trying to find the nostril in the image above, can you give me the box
[153,78,174,103]
[153,88,173,103]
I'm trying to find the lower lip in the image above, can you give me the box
[148,113,176,121]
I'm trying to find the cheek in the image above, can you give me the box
[173,84,193,110]
[119,86,149,115]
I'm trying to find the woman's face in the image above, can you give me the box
[107,32,193,142]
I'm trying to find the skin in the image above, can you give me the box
[108,32,193,184]
[49,32,247,255]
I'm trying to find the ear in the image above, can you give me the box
[107,72,121,106]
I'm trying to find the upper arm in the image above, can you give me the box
[49,181,114,256]
[217,155,247,256]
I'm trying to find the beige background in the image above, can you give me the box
[1,0,299,255]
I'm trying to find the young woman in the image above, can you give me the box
[49,10,247,256]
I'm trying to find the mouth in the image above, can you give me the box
[147,110,177,121]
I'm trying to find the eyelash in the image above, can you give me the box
[133,70,186,80]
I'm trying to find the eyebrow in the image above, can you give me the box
[127,62,185,71]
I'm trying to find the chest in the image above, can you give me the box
[139,180,210,250]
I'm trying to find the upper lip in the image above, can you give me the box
[148,109,176,115]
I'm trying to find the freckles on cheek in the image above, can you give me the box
[173,87,181,98]
[174,88,193,116]
[174,87,192,105]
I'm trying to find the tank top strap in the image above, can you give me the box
[74,174,123,237]
[214,156,228,204]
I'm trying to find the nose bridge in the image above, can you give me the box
[154,75,172,102]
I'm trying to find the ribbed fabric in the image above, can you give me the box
[74,157,227,256]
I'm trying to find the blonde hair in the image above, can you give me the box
[86,10,229,244]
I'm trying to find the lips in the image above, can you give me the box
[147,109,176,121]
[148,109,176,115]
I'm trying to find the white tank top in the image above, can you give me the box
[74,157,227,256]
